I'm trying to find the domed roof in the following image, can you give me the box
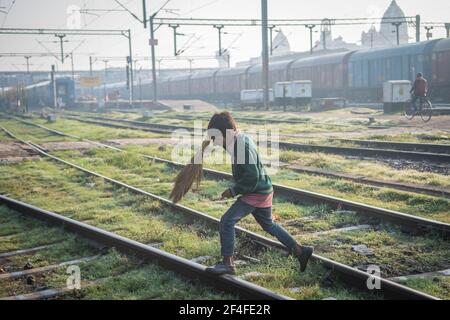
[379,0,409,44]
[272,30,291,55]
[382,0,406,19]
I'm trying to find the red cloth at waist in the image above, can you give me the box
[240,193,273,208]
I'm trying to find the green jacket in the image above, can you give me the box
[229,133,273,196]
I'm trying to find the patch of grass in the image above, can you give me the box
[402,277,450,300]
[2,124,449,299]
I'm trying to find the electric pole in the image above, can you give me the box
[305,24,316,55]
[70,53,75,80]
[55,34,67,63]
[169,24,180,56]
[261,0,270,110]
[214,25,224,56]
[103,59,108,102]
[268,25,276,56]
[89,56,93,76]
[127,30,134,106]
[51,65,57,109]
[415,15,421,42]
[142,0,147,29]
[149,14,158,102]
[24,56,31,74]
[392,22,402,45]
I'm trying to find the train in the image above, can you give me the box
[95,38,450,105]
[0,77,76,111]
[26,78,76,109]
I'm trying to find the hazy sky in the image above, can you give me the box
[0,0,449,72]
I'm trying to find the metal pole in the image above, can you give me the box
[55,34,66,63]
[269,25,276,56]
[214,25,224,56]
[305,24,315,55]
[416,15,421,42]
[150,15,158,102]
[103,60,108,103]
[127,29,134,106]
[261,0,269,110]
[24,56,31,74]
[446,23,450,38]
[70,53,75,80]
[142,0,147,29]
[139,74,143,107]
[51,65,57,109]
[169,24,179,56]
[89,56,93,98]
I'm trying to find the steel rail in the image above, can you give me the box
[8,117,450,237]
[332,138,450,154]
[288,165,450,199]
[162,114,450,153]
[63,114,450,163]
[0,126,441,300]
[0,194,290,300]
[52,114,450,197]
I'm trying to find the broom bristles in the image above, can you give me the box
[170,140,211,203]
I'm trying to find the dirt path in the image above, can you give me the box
[0,141,39,163]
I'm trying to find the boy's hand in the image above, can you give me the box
[221,189,233,199]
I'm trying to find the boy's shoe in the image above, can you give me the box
[298,246,314,272]
[205,262,236,275]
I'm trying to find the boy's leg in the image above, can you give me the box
[252,207,298,253]
[206,199,254,275]
[253,207,314,272]
[219,199,254,258]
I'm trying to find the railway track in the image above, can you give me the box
[13,115,449,199]
[5,117,450,238]
[331,139,450,154]
[0,195,288,300]
[115,112,450,153]
[0,125,444,300]
[62,114,450,164]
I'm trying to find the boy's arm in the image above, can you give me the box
[229,145,260,196]
[230,163,260,196]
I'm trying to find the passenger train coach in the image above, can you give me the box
[95,38,450,104]
[0,77,75,111]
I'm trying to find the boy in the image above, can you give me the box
[205,112,313,275]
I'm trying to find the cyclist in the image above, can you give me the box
[410,73,428,112]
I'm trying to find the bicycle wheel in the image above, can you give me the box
[421,99,432,123]
[404,102,416,120]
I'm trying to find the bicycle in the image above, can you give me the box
[404,95,433,123]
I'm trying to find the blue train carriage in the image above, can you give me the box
[347,40,439,102]
[431,38,450,102]
[26,78,75,109]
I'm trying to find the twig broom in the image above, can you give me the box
[170,139,211,203]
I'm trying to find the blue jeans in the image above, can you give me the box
[220,198,298,257]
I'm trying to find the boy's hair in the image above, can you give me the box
[207,111,237,141]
